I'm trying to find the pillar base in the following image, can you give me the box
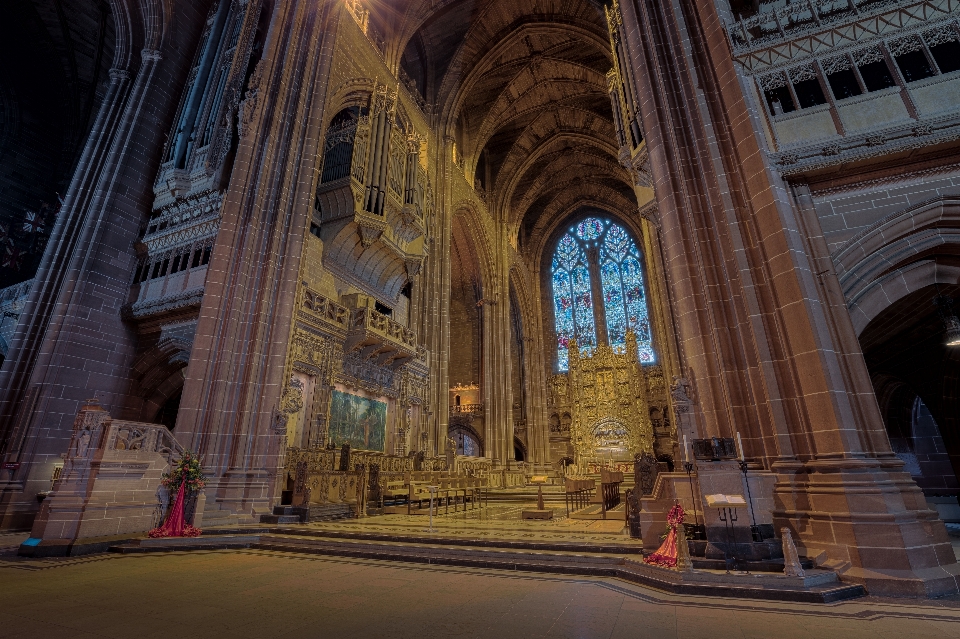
[774,458,960,598]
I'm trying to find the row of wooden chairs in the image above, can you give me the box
[564,477,596,516]
[398,476,489,515]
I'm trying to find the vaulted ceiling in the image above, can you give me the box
[383,0,635,254]
[0,0,114,289]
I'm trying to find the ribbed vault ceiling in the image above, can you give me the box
[377,0,634,252]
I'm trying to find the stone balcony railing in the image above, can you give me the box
[730,0,957,71]
[301,288,351,332]
[730,0,934,51]
[105,419,184,464]
[346,307,418,369]
[451,404,483,414]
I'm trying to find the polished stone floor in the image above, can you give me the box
[3,549,960,639]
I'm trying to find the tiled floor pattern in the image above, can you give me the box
[3,549,960,639]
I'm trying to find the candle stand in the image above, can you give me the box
[717,506,743,573]
[738,460,763,542]
[683,461,706,540]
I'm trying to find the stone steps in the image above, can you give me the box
[259,505,304,524]
[258,503,356,524]
[106,526,864,603]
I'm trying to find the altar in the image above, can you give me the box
[553,332,665,469]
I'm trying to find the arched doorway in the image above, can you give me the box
[862,287,960,521]
[154,390,182,431]
[514,437,526,463]
[449,422,483,457]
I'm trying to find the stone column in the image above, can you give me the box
[174,0,337,521]
[618,0,960,595]
[0,2,209,531]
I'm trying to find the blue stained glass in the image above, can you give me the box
[622,255,653,360]
[571,265,596,350]
[604,224,630,262]
[553,269,574,371]
[552,219,654,369]
[555,234,579,271]
[576,218,603,241]
[601,260,626,348]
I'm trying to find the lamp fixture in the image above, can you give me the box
[934,295,960,347]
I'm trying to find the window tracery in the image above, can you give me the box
[551,217,654,371]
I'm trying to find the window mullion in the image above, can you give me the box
[619,262,629,344]
[586,247,608,347]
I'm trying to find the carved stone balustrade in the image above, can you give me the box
[345,307,418,369]
[451,403,483,414]
[105,420,184,464]
[23,399,193,556]
[301,288,351,334]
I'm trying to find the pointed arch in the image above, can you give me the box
[545,214,655,371]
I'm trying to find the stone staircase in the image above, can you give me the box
[105,525,864,603]
[307,503,356,522]
[259,506,304,525]
[258,504,356,524]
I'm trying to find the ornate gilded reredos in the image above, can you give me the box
[553,333,660,465]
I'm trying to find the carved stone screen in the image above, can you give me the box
[329,390,387,452]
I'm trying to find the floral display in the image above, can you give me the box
[149,451,205,539]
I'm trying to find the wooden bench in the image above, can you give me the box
[407,482,435,514]
[382,480,408,503]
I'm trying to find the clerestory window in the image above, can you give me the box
[551,217,655,371]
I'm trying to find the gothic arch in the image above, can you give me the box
[534,207,647,276]
[501,131,626,218]
[538,210,654,372]
[833,196,960,335]
[510,151,630,227]
[129,333,192,423]
[451,202,497,299]
[437,19,610,127]
[324,78,376,124]
[470,66,610,163]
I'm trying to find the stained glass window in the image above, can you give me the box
[601,260,626,347]
[571,265,596,350]
[553,268,574,371]
[551,218,655,370]
[576,218,603,241]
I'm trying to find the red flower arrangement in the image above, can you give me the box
[148,451,205,538]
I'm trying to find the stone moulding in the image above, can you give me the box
[122,287,205,320]
[771,114,960,175]
[729,0,959,72]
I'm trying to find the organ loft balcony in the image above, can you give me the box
[343,296,420,370]
[313,83,433,305]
